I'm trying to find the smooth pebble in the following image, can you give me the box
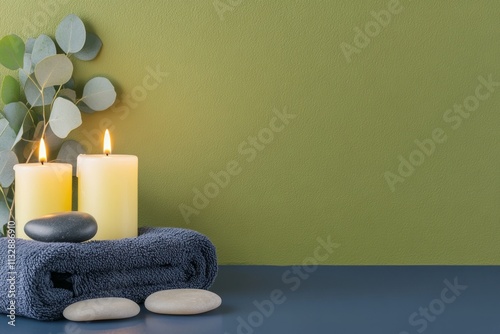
[63,297,140,321]
[145,289,222,315]
[24,212,97,242]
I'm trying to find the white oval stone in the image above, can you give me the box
[63,297,140,321]
[145,289,222,315]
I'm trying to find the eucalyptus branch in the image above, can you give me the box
[22,103,35,124]
[26,145,36,163]
[0,14,117,234]
[8,187,15,222]
[51,84,64,108]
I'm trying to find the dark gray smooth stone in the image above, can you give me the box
[24,212,97,242]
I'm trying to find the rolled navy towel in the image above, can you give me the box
[0,227,218,320]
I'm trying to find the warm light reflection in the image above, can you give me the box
[39,138,47,164]
[103,129,111,155]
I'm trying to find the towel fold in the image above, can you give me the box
[0,227,218,320]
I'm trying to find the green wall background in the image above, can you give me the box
[1,0,500,264]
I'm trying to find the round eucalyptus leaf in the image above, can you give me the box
[3,102,28,132]
[49,97,82,138]
[55,14,86,54]
[31,34,56,65]
[25,38,36,54]
[0,34,24,70]
[24,75,56,107]
[1,75,20,104]
[74,33,102,61]
[0,119,17,151]
[35,54,73,88]
[56,140,85,175]
[80,77,116,111]
[10,109,36,150]
[0,150,18,187]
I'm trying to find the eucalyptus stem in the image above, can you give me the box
[51,84,63,108]
[8,187,14,222]
[25,144,36,163]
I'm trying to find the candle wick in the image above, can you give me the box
[106,153,109,157]
[41,161,44,166]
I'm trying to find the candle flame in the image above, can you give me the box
[39,138,47,164]
[103,129,111,155]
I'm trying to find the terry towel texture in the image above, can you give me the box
[0,227,218,320]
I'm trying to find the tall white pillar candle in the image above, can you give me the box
[77,130,138,240]
[13,139,72,239]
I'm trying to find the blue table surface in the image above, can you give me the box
[1,266,499,334]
